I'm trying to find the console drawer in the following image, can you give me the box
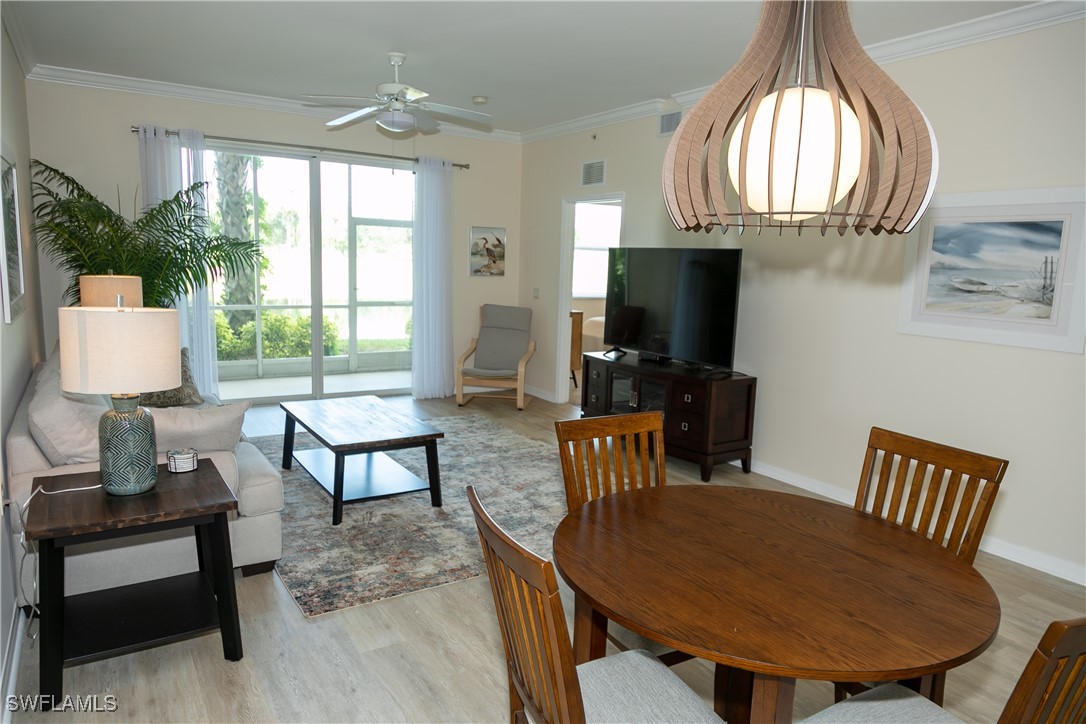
[672,382,708,412]
[667,410,704,444]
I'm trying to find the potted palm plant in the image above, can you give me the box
[30,159,261,308]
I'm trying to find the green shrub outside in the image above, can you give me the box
[215,310,409,360]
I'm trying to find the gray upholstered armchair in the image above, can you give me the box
[455,304,536,410]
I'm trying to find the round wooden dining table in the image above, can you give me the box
[551,485,1001,724]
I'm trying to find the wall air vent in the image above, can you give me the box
[659,111,682,135]
[581,159,605,187]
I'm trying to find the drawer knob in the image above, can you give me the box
[681,422,689,431]
[592,370,601,379]
[684,393,692,403]
[590,394,598,403]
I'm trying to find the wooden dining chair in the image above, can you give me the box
[852,426,1009,564]
[466,486,721,724]
[553,412,692,668]
[805,617,1086,723]
[836,425,1010,703]
[554,411,667,514]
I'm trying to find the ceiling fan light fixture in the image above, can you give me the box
[662,0,938,236]
[375,110,416,132]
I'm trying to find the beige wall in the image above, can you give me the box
[1,19,46,696]
[521,20,1086,581]
[23,82,524,362]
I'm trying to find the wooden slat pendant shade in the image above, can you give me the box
[662,0,939,236]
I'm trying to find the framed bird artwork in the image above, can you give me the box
[469,226,506,276]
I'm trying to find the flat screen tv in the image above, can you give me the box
[604,247,742,369]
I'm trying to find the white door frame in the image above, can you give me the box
[554,192,625,402]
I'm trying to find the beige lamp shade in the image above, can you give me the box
[79,275,144,307]
[59,306,180,394]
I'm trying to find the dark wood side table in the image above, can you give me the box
[22,461,242,710]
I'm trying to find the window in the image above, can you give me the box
[571,199,622,298]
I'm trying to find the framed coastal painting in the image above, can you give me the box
[1,151,26,324]
[899,188,1085,353]
[469,226,506,276]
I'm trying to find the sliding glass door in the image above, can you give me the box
[206,146,414,401]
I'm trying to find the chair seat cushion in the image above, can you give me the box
[800,683,963,723]
[461,367,517,378]
[608,622,680,659]
[577,649,720,723]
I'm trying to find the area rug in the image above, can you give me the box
[250,415,568,617]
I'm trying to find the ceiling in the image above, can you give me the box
[3,1,1077,139]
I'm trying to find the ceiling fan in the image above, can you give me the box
[304,51,492,133]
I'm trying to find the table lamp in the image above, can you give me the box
[78,274,144,307]
[58,306,180,495]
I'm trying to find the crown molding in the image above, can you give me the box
[18,1,1084,146]
[862,0,1086,64]
[1,5,36,75]
[673,0,1085,111]
[520,98,672,143]
[25,65,522,143]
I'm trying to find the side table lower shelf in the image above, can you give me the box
[63,573,221,665]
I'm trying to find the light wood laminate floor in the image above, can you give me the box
[10,395,1085,722]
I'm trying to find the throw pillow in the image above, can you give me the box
[28,366,110,467]
[140,348,204,407]
[151,400,251,453]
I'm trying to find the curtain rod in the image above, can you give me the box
[129,126,469,169]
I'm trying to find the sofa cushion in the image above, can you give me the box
[28,364,110,467]
[151,401,251,453]
[234,442,285,516]
[139,348,204,407]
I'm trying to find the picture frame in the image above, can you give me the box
[1,150,27,324]
[898,188,1085,353]
[469,226,506,276]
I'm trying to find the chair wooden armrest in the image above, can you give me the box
[456,337,478,369]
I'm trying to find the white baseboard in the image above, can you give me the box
[748,459,1086,586]
[2,608,27,724]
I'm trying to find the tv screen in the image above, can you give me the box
[604,247,742,369]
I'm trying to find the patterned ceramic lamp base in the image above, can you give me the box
[99,395,158,496]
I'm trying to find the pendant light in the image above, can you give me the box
[663,0,939,235]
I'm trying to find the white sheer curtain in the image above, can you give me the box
[137,125,219,395]
[411,157,454,399]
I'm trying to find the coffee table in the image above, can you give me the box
[280,396,444,525]
[23,461,242,710]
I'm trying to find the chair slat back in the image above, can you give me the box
[554,412,667,514]
[855,427,1008,563]
[999,618,1086,724]
[467,486,586,724]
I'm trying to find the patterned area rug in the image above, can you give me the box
[250,414,568,617]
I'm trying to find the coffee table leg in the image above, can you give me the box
[208,512,242,661]
[282,415,296,470]
[425,440,442,507]
[332,453,345,525]
[38,538,64,710]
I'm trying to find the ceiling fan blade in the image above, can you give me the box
[304,94,383,103]
[416,102,492,127]
[411,109,440,132]
[400,86,429,102]
[326,105,384,128]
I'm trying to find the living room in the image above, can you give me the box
[2,2,1084,721]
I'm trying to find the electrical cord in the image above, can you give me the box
[17,482,102,639]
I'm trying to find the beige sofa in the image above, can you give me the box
[5,351,283,606]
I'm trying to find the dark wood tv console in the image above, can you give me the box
[580,351,756,481]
